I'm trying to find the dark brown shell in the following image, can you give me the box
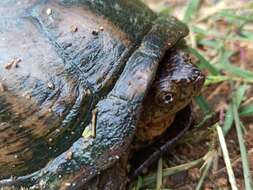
[0,0,189,189]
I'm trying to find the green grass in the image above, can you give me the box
[130,157,205,189]
[130,0,253,189]
[233,97,253,189]
[239,103,253,116]
[216,123,238,190]
[183,0,201,23]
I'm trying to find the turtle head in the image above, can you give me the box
[153,49,205,114]
[136,49,204,141]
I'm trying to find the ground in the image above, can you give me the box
[130,0,253,189]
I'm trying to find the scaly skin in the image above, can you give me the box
[137,48,205,141]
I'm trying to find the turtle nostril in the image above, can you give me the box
[194,69,200,75]
[191,69,201,79]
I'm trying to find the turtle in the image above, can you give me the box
[0,0,205,189]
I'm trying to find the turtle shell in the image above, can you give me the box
[0,0,188,189]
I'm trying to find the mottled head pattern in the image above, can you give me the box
[153,49,204,113]
[137,49,205,141]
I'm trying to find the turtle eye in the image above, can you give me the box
[163,93,174,104]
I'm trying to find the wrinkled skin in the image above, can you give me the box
[0,0,204,189]
[137,49,204,140]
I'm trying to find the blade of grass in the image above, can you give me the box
[232,98,253,189]
[183,0,201,23]
[234,85,248,107]
[195,158,213,190]
[195,2,253,22]
[216,124,238,190]
[198,39,222,49]
[194,96,211,114]
[192,26,221,38]
[223,85,248,136]
[189,25,197,48]
[195,112,215,128]
[204,75,228,85]
[216,10,253,22]
[225,33,253,42]
[218,50,234,65]
[205,75,253,86]
[214,149,253,176]
[139,157,204,187]
[216,63,253,79]
[239,103,253,116]
[222,104,234,136]
[186,47,220,75]
[156,158,163,190]
[135,176,142,190]
[238,30,253,41]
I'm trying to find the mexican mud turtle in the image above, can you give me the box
[0,0,204,189]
